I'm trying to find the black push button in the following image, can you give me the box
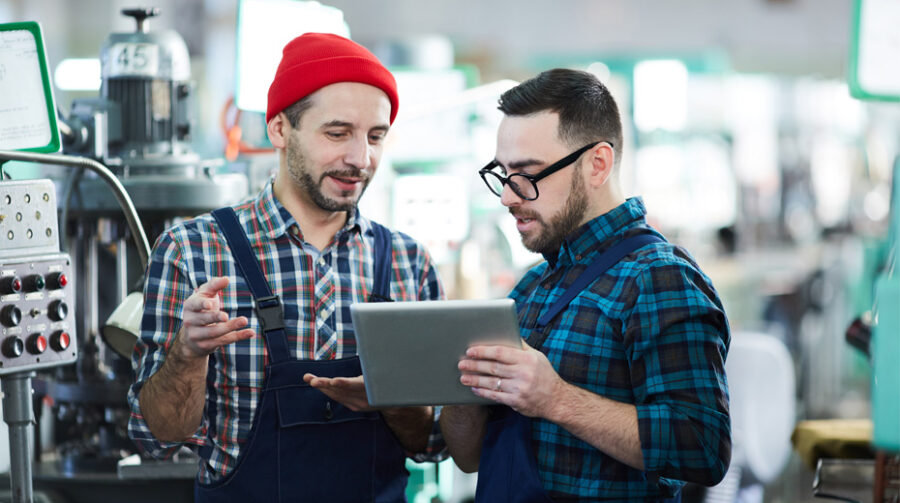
[2,336,24,358]
[48,300,68,321]
[1,305,22,327]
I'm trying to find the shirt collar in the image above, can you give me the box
[547,196,648,267]
[255,178,363,241]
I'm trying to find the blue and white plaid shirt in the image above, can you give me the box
[511,197,731,500]
[127,181,445,483]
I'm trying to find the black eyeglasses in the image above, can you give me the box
[478,142,604,201]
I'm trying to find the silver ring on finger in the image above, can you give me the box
[495,378,502,392]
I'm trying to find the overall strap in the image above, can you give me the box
[212,207,291,363]
[536,233,664,329]
[369,221,393,302]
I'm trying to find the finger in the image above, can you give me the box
[188,317,251,342]
[466,344,523,364]
[468,384,508,405]
[195,276,230,298]
[461,373,507,392]
[184,309,229,327]
[458,358,512,378]
[184,293,223,314]
[213,328,256,346]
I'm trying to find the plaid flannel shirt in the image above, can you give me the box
[127,181,445,483]
[510,197,731,500]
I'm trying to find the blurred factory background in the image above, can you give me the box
[0,0,897,502]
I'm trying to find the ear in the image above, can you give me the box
[586,143,615,188]
[267,113,289,150]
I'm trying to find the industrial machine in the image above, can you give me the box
[2,7,248,502]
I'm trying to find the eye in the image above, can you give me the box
[368,132,387,144]
[325,130,348,139]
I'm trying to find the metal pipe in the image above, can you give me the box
[0,150,151,268]
[2,372,36,503]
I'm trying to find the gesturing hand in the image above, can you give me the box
[177,276,255,358]
[303,374,372,411]
[458,341,566,419]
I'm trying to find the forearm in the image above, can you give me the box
[438,405,488,473]
[380,406,434,454]
[139,332,209,442]
[547,382,644,470]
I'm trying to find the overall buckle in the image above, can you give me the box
[254,295,285,332]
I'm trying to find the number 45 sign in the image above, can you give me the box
[107,42,159,77]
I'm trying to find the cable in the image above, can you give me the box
[0,150,151,269]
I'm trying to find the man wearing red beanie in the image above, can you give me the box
[128,33,444,502]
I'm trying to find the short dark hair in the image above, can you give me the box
[282,95,315,128]
[498,69,622,162]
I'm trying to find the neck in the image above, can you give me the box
[581,180,626,227]
[272,173,348,251]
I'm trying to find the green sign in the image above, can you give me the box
[0,21,61,153]
[849,0,900,102]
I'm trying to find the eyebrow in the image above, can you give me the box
[321,120,354,129]
[505,158,545,172]
[320,120,390,134]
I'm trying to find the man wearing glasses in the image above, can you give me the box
[441,69,731,502]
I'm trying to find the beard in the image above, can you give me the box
[513,171,588,256]
[285,135,370,212]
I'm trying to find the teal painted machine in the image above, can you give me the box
[871,158,899,451]
[848,0,900,452]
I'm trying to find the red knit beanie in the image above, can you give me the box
[266,33,399,124]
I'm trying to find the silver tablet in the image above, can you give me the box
[350,298,522,407]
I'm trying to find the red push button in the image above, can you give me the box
[0,276,21,294]
[46,272,68,289]
[27,334,47,354]
[51,331,71,351]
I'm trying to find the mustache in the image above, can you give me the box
[322,168,369,183]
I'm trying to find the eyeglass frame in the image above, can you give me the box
[478,141,608,201]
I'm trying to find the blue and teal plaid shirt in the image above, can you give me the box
[511,197,731,500]
[127,181,445,483]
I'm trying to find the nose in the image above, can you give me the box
[499,182,523,208]
[344,135,374,170]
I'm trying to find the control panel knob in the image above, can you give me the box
[1,305,22,327]
[46,272,68,290]
[48,300,69,322]
[2,336,24,358]
[27,334,47,354]
[24,274,45,292]
[51,331,71,351]
[0,276,22,295]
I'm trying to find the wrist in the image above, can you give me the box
[169,334,208,367]
[544,378,576,424]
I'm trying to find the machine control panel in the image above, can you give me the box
[0,179,77,374]
[0,254,78,374]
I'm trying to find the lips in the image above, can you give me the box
[510,211,540,233]
[327,173,366,191]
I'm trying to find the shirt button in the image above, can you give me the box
[320,310,328,319]
[318,257,326,266]
[575,254,583,261]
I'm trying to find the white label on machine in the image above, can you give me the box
[107,43,159,77]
